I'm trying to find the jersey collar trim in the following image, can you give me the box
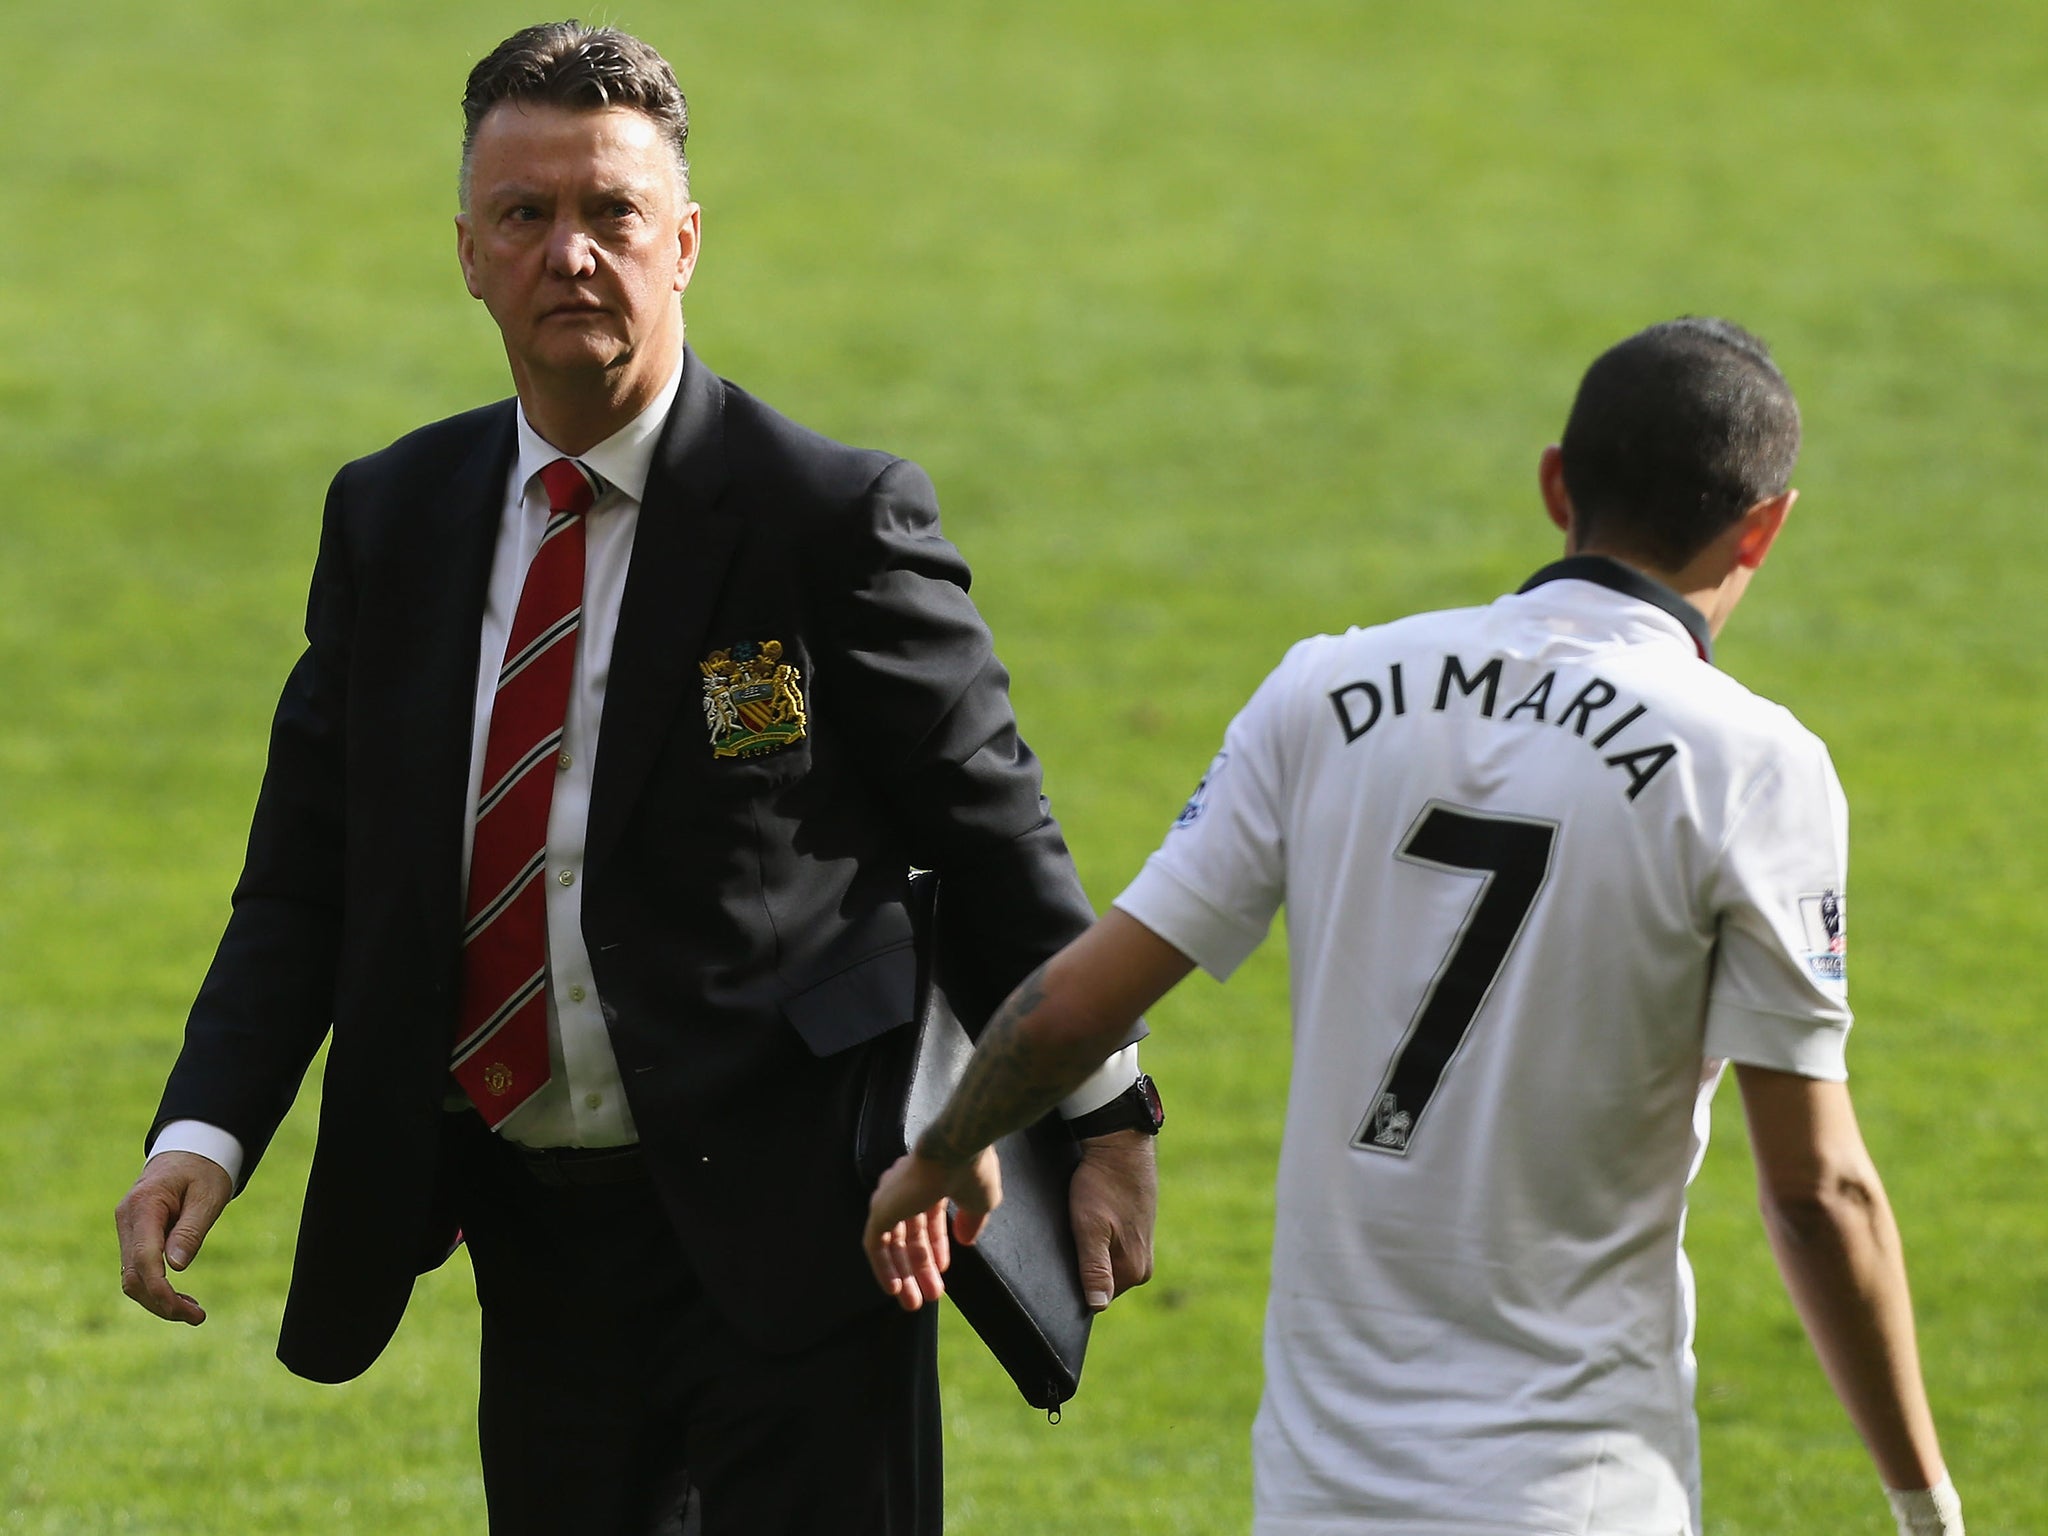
[1517,555,1713,663]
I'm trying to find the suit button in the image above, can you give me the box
[568,985,586,1003]
[557,869,575,887]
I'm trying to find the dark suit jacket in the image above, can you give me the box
[152,348,1097,1383]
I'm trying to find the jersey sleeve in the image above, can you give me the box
[1702,729,1854,1079]
[1113,643,1305,980]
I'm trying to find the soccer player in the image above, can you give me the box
[864,319,1965,1534]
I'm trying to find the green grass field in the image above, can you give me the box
[6,1,2045,1530]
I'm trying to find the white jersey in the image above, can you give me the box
[1115,560,1851,1536]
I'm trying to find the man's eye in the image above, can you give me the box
[507,206,542,223]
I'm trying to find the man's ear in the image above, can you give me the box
[1538,445,1574,538]
[1733,489,1796,571]
[455,214,483,301]
[673,202,702,296]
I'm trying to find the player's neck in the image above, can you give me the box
[1568,542,1740,640]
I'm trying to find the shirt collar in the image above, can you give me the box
[512,357,686,508]
[1516,553,1714,663]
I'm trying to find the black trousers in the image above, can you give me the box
[442,1113,943,1536]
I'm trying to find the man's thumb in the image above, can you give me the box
[1078,1237,1115,1312]
[951,1204,988,1246]
[165,1185,227,1272]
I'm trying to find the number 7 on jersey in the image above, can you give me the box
[1356,802,1558,1157]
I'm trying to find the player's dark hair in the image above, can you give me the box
[460,21,689,206]
[1559,317,1800,571]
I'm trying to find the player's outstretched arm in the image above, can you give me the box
[1735,1064,1963,1535]
[863,910,1193,1311]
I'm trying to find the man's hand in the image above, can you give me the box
[863,1147,1002,1313]
[115,1152,233,1325]
[1069,1129,1156,1312]
[860,913,1187,1315]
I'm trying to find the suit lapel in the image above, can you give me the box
[408,404,517,939]
[586,348,740,882]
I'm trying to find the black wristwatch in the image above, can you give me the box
[1065,1073,1164,1140]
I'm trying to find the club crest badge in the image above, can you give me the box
[701,639,808,759]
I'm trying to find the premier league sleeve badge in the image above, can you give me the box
[1796,887,1848,989]
[701,639,809,759]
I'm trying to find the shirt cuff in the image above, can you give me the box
[1058,1044,1141,1118]
[147,1121,246,1193]
[1703,998,1850,1081]
[1113,860,1270,981]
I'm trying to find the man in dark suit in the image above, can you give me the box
[113,22,1159,1535]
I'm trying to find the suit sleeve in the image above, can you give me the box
[817,457,1103,1027]
[148,466,360,1185]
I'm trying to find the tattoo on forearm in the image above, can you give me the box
[915,963,1099,1166]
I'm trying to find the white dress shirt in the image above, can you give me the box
[151,362,1132,1184]
[459,365,679,1148]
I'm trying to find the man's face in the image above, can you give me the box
[456,102,699,395]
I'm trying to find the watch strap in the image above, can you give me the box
[1065,1073,1163,1139]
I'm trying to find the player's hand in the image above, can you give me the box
[1069,1129,1157,1311]
[115,1152,233,1326]
[863,1148,1002,1313]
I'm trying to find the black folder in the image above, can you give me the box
[855,874,1093,1412]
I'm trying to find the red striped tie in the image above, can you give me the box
[453,457,599,1126]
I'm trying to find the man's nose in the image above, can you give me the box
[545,222,599,277]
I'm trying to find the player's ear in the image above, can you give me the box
[1538,446,1574,539]
[1732,489,1796,571]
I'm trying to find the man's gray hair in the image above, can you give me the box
[459,20,690,208]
